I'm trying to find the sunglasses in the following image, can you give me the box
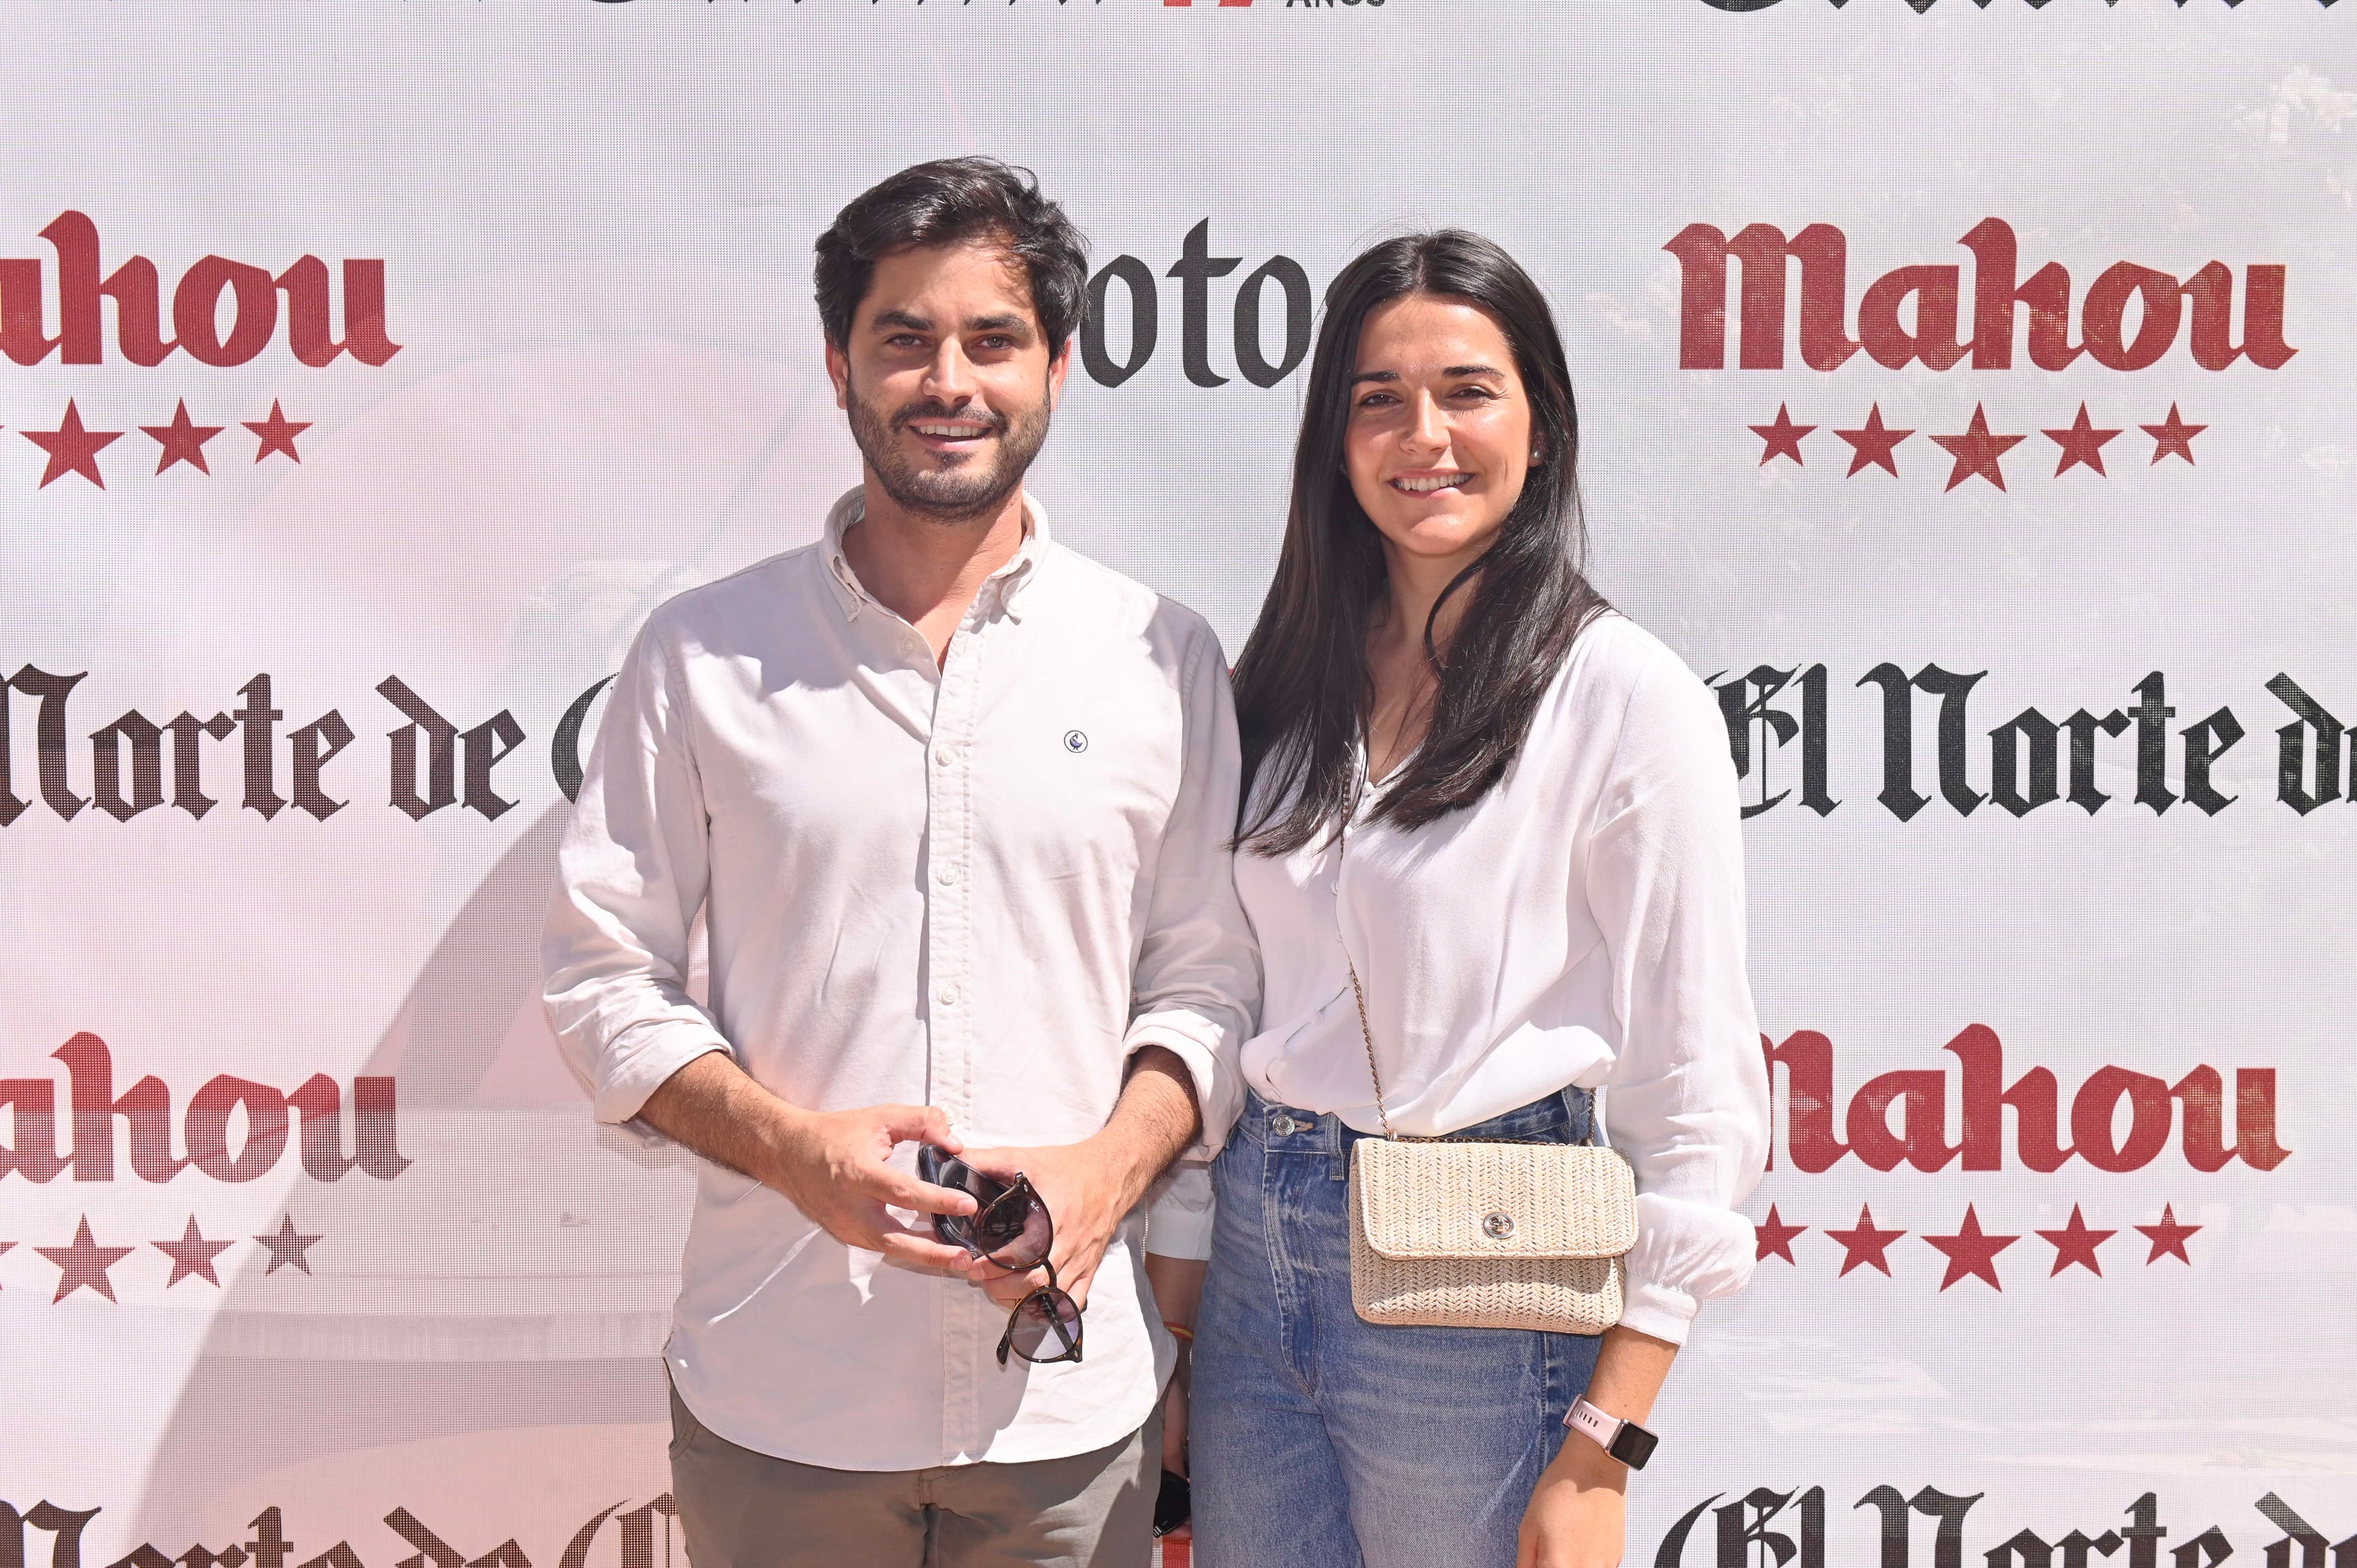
[917,1145,1085,1368]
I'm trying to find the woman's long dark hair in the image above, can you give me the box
[1232,230,1609,855]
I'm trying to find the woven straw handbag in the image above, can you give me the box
[1342,957,1637,1334]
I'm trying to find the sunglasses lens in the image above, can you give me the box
[925,1159,1039,1263]
[975,1183,1054,1270]
[1003,1287,1084,1364]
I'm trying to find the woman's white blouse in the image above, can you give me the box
[1162,613,1770,1345]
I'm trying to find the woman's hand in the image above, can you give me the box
[1519,1325,1679,1567]
[1516,1435,1627,1568]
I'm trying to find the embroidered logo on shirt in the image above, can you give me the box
[1063,730,1089,754]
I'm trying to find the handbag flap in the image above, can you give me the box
[1352,1138,1637,1260]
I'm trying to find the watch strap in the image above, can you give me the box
[1566,1397,1658,1471]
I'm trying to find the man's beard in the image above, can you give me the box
[846,380,1053,524]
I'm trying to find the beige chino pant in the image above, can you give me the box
[668,1380,1162,1568]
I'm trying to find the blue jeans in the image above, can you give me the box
[1190,1089,1604,1568]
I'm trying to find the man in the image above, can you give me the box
[542,158,1255,1566]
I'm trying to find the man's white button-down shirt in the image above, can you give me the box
[543,487,1259,1470]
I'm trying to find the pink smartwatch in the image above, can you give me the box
[1566,1398,1659,1470]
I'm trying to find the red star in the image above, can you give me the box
[2034,1204,2117,1276]
[2043,403,2123,477]
[0,1239,13,1289]
[244,401,311,464]
[1929,404,2026,492]
[140,400,226,475]
[2142,404,2205,466]
[1754,1204,1807,1265]
[1824,1204,1906,1279]
[37,1215,135,1303]
[1749,403,1814,467]
[22,400,123,490]
[255,1214,321,1275]
[1922,1204,2019,1291]
[1832,404,1915,477]
[154,1216,236,1289]
[2135,1203,2201,1265]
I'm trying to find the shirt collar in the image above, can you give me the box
[821,485,1051,625]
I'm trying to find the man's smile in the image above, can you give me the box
[905,417,998,450]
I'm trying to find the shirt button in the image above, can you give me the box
[938,986,960,1009]
[935,863,961,886]
[936,745,959,767]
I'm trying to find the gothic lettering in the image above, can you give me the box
[1167,219,1241,388]
[1665,221,1858,370]
[0,1035,405,1185]
[0,211,399,368]
[1761,1026,2288,1175]
[1671,215,2292,373]
[1081,256,1158,388]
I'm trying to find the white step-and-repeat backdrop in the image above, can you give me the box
[3,3,2351,1565]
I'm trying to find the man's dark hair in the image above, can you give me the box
[814,158,1090,354]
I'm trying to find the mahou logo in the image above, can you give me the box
[1667,217,2292,374]
[1669,218,2294,489]
[0,211,400,490]
[3,210,401,368]
[1764,1025,2288,1177]
[0,1033,407,1185]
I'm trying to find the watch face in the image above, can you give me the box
[1611,1422,1660,1471]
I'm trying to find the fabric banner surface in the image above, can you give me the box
[2,3,2352,1567]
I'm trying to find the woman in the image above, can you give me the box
[1178,232,1771,1568]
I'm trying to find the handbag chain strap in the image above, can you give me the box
[1344,955,1396,1141]
[1336,803,1399,1141]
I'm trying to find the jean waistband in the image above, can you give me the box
[1236,1084,1594,1153]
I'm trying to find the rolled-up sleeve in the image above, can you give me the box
[1124,621,1261,1162]
[1582,654,1771,1345]
[542,619,733,1135]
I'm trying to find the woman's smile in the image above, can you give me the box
[1388,469,1477,496]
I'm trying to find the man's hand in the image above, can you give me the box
[634,1052,978,1274]
[954,1136,1130,1309]
[956,1046,1202,1312]
[768,1102,982,1274]
[1516,1436,1628,1568]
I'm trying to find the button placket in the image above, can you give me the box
[925,621,984,1457]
